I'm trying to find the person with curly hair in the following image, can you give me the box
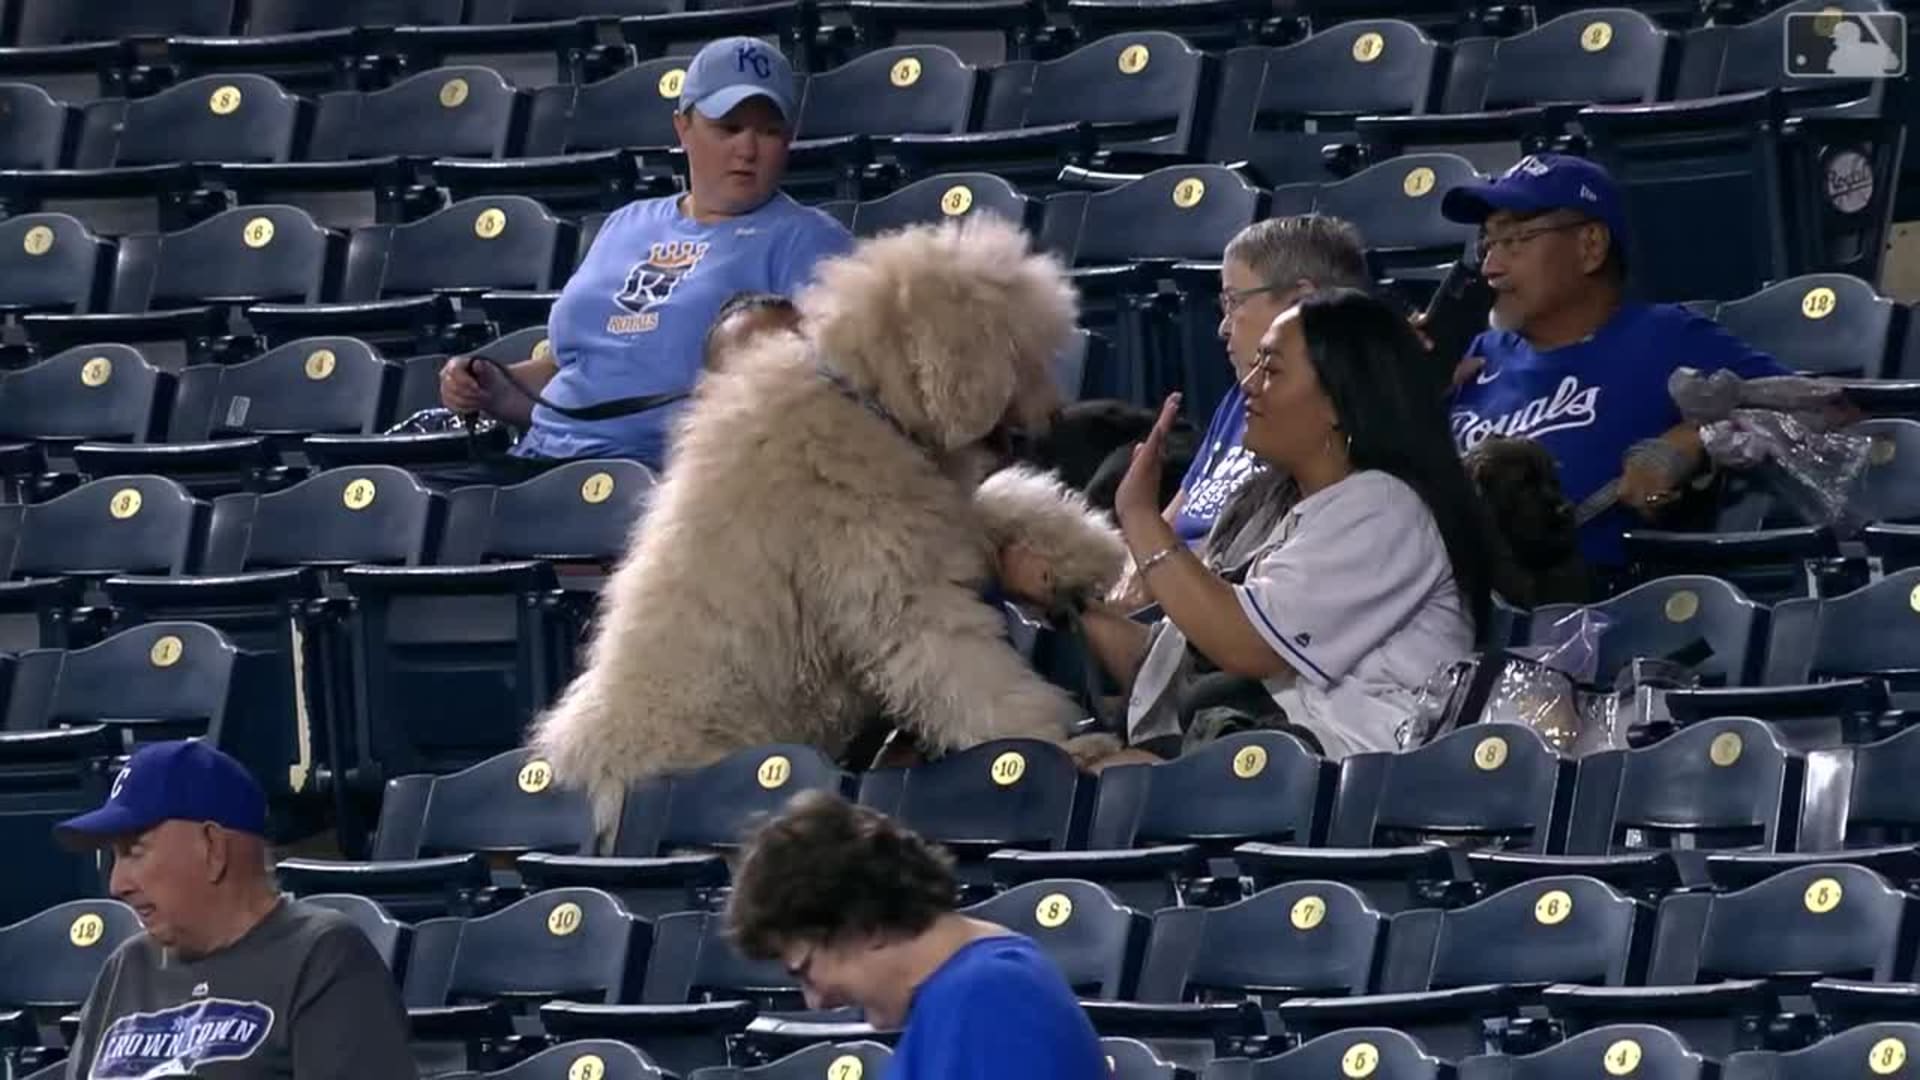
[726,790,1104,1079]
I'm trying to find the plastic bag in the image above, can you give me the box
[384,407,501,436]
[1669,367,1872,533]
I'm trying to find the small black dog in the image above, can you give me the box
[1018,398,1199,512]
[1465,437,1593,606]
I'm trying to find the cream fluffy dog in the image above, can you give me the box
[531,216,1127,835]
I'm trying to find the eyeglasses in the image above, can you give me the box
[1219,283,1286,316]
[1474,218,1590,265]
[1239,347,1276,396]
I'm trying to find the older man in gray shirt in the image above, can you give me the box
[55,740,416,1079]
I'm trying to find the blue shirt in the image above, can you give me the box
[888,935,1104,1080]
[1449,302,1785,567]
[514,192,853,469]
[1174,385,1258,545]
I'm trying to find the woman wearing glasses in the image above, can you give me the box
[1010,289,1494,762]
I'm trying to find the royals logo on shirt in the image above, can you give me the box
[91,998,274,1078]
[608,240,711,335]
[1451,371,1602,451]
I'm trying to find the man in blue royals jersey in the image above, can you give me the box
[1441,154,1787,573]
[440,37,854,471]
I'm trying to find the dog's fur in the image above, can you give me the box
[1465,436,1593,607]
[530,217,1128,835]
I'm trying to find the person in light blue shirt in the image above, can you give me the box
[1440,154,1786,571]
[726,791,1105,1080]
[439,36,853,471]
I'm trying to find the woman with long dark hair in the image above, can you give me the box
[1006,287,1493,760]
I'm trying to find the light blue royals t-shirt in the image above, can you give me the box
[513,192,853,469]
[1174,384,1257,545]
[1449,302,1785,568]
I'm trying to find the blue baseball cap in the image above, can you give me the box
[1441,153,1630,260]
[677,37,797,124]
[56,740,266,847]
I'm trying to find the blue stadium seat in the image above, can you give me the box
[0,84,74,171]
[279,748,598,921]
[784,45,980,201]
[70,336,399,496]
[842,171,1041,237]
[1460,1024,1711,1080]
[1101,1037,1188,1080]
[246,196,574,357]
[967,879,1149,999]
[1207,1028,1447,1080]
[1528,575,1770,688]
[0,0,235,102]
[1722,1022,1920,1080]
[1280,875,1653,1059]
[892,32,1213,192]
[1356,10,1673,173]
[1545,863,1919,1056]
[1236,724,1569,913]
[1714,274,1902,380]
[519,742,848,917]
[842,0,1042,66]
[618,4,830,74]
[453,1039,672,1080]
[1301,152,1480,298]
[21,204,343,370]
[687,1040,894,1080]
[0,899,141,1055]
[0,213,114,316]
[0,729,116,925]
[221,66,527,231]
[167,0,466,98]
[990,731,1334,909]
[304,892,413,973]
[0,343,172,485]
[857,738,1089,900]
[403,888,651,1070]
[1205,21,1443,189]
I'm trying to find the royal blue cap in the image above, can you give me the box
[1441,153,1630,260]
[677,37,797,124]
[56,740,267,847]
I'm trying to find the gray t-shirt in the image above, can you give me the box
[66,898,416,1080]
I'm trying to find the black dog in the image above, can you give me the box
[1465,437,1593,607]
[1017,399,1199,513]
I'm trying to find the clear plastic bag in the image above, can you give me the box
[1669,367,1872,534]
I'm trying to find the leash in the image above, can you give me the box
[459,355,690,423]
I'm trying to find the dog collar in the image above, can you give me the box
[815,363,938,457]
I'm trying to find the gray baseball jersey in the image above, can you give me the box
[65,898,417,1079]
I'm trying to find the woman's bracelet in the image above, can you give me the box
[1135,544,1182,575]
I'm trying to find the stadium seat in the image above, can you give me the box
[163,0,463,97]
[304,892,413,973]
[21,204,343,371]
[0,730,117,925]
[1459,1023,1711,1080]
[966,879,1149,999]
[102,465,443,844]
[0,474,207,652]
[0,898,141,1055]
[534,907,788,1076]
[1722,1022,1920,1080]
[1714,273,1903,380]
[433,58,688,218]
[0,75,307,238]
[1355,10,1673,173]
[618,4,831,73]
[221,66,526,230]
[1301,152,1480,296]
[69,336,399,496]
[990,731,1335,909]
[7,620,264,749]
[1207,1027,1447,1080]
[0,213,115,316]
[786,45,980,202]
[0,343,172,486]
[247,196,574,357]
[1471,718,1800,896]
[1528,574,1770,688]
[841,171,1041,237]
[0,84,75,172]
[1852,419,1920,526]
[857,738,1089,900]
[1046,163,1267,404]
[0,0,235,102]
[519,742,848,917]
[1087,880,1385,1062]
[1279,875,1653,1058]
[1236,724,1569,913]
[1204,21,1443,189]
[1101,1037,1188,1080]
[450,1039,672,1080]
[687,1040,893,1080]
[1705,722,1920,891]
[403,887,650,1069]
[278,748,598,921]
[891,32,1213,192]
[1545,863,1919,1056]
[841,0,1042,67]
[392,11,625,90]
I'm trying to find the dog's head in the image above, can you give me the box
[799,216,1078,453]
[1466,437,1578,569]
